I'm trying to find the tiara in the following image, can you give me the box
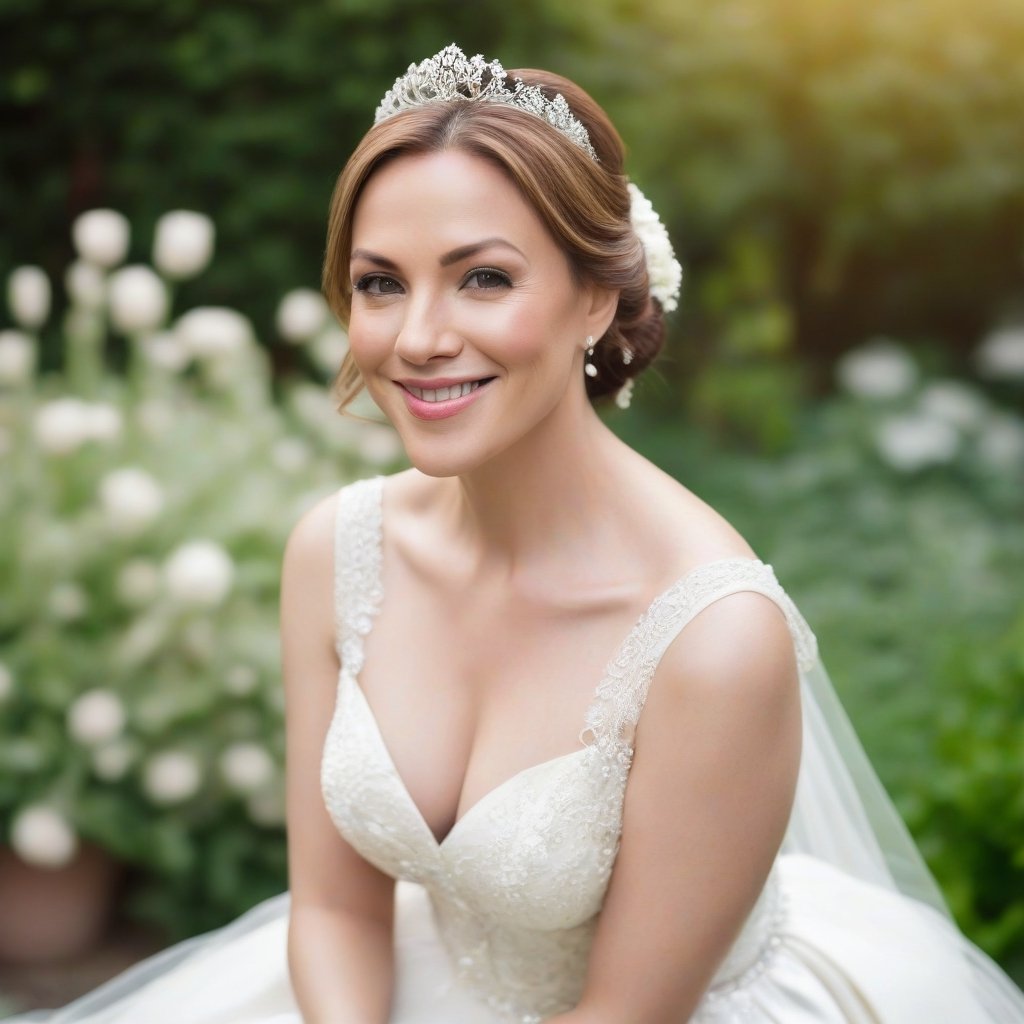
[374,44,598,161]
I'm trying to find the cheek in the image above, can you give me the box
[347,311,393,374]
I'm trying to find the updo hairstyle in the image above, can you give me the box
[322,68,666,409]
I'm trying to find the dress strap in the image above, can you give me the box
[583,559,818,747]
[332,475,385,673]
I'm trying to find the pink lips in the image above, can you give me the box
[396,378,493,421]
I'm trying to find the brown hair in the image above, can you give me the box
[322,68,665,408]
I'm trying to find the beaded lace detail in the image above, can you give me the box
[320,476,819,1022]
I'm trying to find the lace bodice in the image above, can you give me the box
[320,476,819,1023]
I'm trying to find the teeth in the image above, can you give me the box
[408,381,482,402]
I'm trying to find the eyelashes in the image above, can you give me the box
[352,268,513,295]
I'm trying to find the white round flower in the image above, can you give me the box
[67,688,126,745]
[11,805,79,869]
[627,182,683,313]
[271,437,312,474]
[977,413,1024,469]
[48,581,88,621]
[7,265,51,330]
[356,423,404,467]
[219,742,275,794]
[99,467,165,533]
[143,750,202,805]
[65,260,106,309]
[224,664,259,696]
[34,398,91,454]
[0,661,13,702]
[918,381,987,431]
[163,540,235,607]
[174,307,253,361]
[91,739,136,781]
[0,329,36,385]
[310,326,349,376]
[976,326,1024,381]
[107,265,169,334]
[116,558,161,606]
[141,330,191,372]
[84,402,123,444]
[152,210,215,280]
[837,340,918,400]
[72,209,130,269]
[875,412,959,472]
[276,289,329,343]
[247,788,286,827]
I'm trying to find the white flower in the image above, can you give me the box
[163,540,235,607]
[219,742,275,794]
[143,750,202,805]
[65,260,106,309]
[99,467,165,533]
[174,307,253,361]
[91,739,136,781]
[34,398,91,453]
[0,661,13,702]
[116,558,161,606]
[247,788,286,827]
[976,326,1024,381]
[72,209,130,268]
[0,329,36,385]
[7,266,51,329]
[310,326,349,376]
[837,340,918,400]
[875,412,959,472]
[356,423,404,466]
[224,664,259,696]
[628,182,683,313]
[48,581,88,621]
[276,289,329,343]
[917,381,987,431]
[977,413,1024,469]
[614,378,634,410]
[11,805,79,869]
[107,265,169,334]
[67,688,127,745]
[152,210,215,279]
[141,331,190,372]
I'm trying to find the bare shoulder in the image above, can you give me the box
[646,588,800,737]
[281,488,342,655]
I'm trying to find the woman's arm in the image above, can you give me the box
[281,494,395,1024]
[550,591,802,1024]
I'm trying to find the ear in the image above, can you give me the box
[583,284,620,341]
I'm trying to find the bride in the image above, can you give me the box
[8,44,1024,1024]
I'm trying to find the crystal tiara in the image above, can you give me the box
[373,44,598,162]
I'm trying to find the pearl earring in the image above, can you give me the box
[584,336,598,378]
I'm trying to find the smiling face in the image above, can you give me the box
[347,149,614,477]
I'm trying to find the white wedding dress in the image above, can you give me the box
[7,474,1024,1023]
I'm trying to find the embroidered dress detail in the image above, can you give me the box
[321,476,813,1021]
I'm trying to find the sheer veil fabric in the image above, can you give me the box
[3,475,1023,1023]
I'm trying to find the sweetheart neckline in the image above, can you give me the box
[340,474,767,851]
[344,667,589,849]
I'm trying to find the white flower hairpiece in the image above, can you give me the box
[627,182,683,313]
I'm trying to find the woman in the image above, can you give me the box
[8,43,1024,1024]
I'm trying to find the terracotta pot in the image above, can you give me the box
[0,841,123,964]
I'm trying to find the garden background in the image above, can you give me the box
[1,0,1023,1010]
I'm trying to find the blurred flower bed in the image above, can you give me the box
[623,325,1024,979]
[0,209,401,939]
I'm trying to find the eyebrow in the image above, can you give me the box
[350,237,525,269]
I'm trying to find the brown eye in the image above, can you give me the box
[355,274,403,295]
[465,269,512,290]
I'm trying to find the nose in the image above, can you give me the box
[394,294,462,365]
